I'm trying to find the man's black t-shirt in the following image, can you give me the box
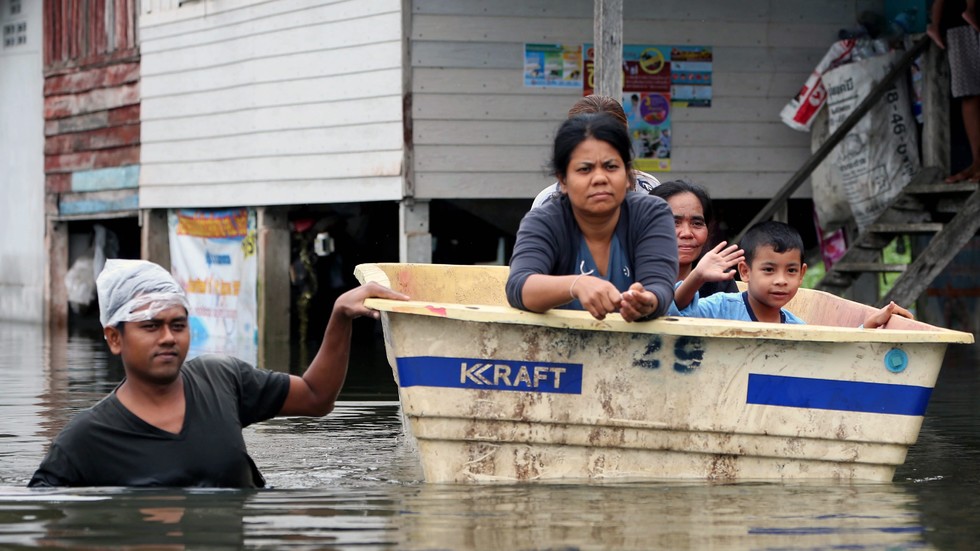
[28,355,291,488]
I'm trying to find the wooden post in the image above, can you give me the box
[593,0,623,97]
[913,39,950,321]
[44,212,69,330]
[140,208,171,269]
[401,0,415,200]
[400,199,432,263]
[920,40,950,176]
[257,207,291,371]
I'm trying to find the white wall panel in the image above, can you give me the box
[0,0,44,321]
[408,0,884,200]
[139,176,403,208]
[141,150,403,185]
[139,0,405,208]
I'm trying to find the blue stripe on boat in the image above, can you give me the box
[397,356,583,394]
[746,374,931,416]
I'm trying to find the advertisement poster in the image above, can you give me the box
[168,208,258,366]
[623,91,672,172]
[583,44,712,107]
[585,44,674,171]
[670,45,713,107]
[524,43,583,88]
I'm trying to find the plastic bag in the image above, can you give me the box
[780,40,857,131]
[780,38,889,132]
[822,51,920,231]
[65,254,97,314]
[97,259,189,328]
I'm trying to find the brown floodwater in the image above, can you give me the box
[1,320,978,549]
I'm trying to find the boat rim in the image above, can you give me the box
[356,263,975,345]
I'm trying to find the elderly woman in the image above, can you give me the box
[506,113,677,322]
[649,180,743,311]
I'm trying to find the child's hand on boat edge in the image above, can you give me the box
[864,301,914,329]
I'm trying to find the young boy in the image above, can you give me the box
[672,221,910,328]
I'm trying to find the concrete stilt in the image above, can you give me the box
[399,199,432,263]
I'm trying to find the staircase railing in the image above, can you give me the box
[732,35,932,243]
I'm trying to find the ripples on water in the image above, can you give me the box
[0,321,978,549]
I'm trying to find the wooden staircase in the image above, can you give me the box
[736,36,979,313]
[816,166,980,306]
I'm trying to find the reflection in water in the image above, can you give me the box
[392,482,926,550]
[0,489,247,548]
[0,321,978,549]
[0,480,932,549]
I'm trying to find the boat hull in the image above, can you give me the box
[356,263,972,483]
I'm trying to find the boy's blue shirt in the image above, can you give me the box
[671,289,806,324]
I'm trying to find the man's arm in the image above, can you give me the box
[278,282,409,417]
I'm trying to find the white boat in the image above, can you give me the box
[354,263,974,483]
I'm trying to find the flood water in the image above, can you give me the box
[1,320,979,550]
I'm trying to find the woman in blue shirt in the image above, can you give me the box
[506,113,677,322]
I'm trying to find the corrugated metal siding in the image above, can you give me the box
[138,0,405,208]
[409,0,884,200]
[43,0,140,216]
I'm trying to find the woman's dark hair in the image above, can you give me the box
[550,113,634,183]
[648,179,714,225]
[567,95,628,128]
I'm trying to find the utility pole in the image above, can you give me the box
[593,0,623,97]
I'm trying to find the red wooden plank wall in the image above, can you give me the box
[42,0,139,195]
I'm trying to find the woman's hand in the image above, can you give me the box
[619,282,659,322]
[691,241,744,283]
[571,275,626,321]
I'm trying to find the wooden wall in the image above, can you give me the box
[43,0,141,216]
[137,0,406,208]
[410,0,884,200]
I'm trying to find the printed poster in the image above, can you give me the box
[524,43,583,88]
[585,44,675,172]
[583,44,712,107]
[670,46,713,107]
[168,208,258,366]
[582,44,712,171]
[623,91,672,172]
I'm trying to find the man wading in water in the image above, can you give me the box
[29,259,407,488]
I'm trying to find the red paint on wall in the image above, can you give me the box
[44,124,140,155]
[44,82,139,119]
[42,0,141,215]
[46,174,72,194]
[45,145,140,173]
[44,62,139,96]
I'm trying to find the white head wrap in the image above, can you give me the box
[96,259,190,328]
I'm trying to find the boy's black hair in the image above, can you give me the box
[740,221,804,264]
